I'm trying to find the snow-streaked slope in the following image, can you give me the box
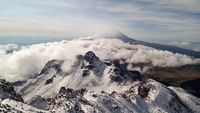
[27,79,193,113]
[1,99,47,113]
[169,86,200,113]
[13,51,197,113]
[19,51,141,102]
[1,83,196,113]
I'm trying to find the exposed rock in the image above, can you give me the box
[58,87,66,94]
[45,78,53,85]
[104,61,112,66]
[48,88,89,111]
[82,69,90,77]
[85,64,95,69]
[138,83,151,99]
[110,75,123,82]
[112,60,120,68]
[28,95,48,110]
[0,79,23,102]
[84,51,99,63]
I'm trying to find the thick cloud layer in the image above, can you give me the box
[0,38,200,82]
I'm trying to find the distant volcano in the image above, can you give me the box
[92,29,133,41]
[89,29,200,58]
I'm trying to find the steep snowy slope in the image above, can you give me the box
[169,86,200,113]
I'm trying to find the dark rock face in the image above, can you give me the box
[81,51,106,77]
[138,84,151,99]
[85,65,95,69]
[103,61,112,66]
[28,95,48,110]
[84,51,99,63]
[110,76,123,82]
[82,70,90,77]
[58,87,86,98]
[109,65,141,82]
[59,87,66,94]
[112,60,120,68]
[0,79,23,102]
[45,78,53,85]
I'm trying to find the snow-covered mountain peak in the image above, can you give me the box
[0,50,199,112]
[88,29,134,41]
[18,51,142,101]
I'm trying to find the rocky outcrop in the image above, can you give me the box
[0,79,23,102]
[81,51,106,77]
[84,51,99,63]
[28,95,48,110]
[48,87,88,112]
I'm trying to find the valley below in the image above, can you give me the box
[143,65,200,97]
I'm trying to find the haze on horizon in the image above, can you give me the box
[0,0,200,42]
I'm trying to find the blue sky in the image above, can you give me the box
[0,0,200,41]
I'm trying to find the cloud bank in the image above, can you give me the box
[0,38,200,82]
[167,41,200,52]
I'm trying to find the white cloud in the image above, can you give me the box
[127,64,152,74]
[0,50,6,55]
[0,44,18,51]
[125,49,200,67]
[166,41,200,52]
[0,38,200,82]
[167,41,191,47]
[61,59,77,74]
